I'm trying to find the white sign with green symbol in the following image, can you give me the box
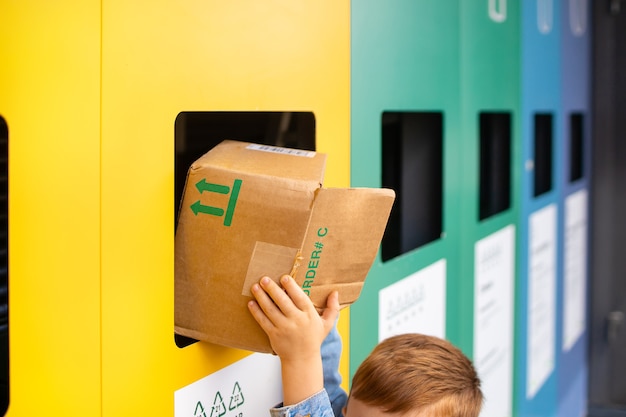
[175,353,282,417]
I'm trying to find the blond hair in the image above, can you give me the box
[350,333,483,417]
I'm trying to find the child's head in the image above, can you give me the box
[344,333,483,417]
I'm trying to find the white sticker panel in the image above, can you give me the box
[563,190,588,351]
[175,353,282,417]
[527,204,557,399]
[474,225,514,417]
[378,259,446,342]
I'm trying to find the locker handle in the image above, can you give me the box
[569,0,588,36]
[537,0,554,34]
[607,311,625,344]
[489,0,507,22]
[610,0,623,15]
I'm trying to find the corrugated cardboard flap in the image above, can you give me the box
[294,187,395,309]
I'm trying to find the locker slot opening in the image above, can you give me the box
[533,113,554,197]
[569,113,585,182]
[381,111,443,262]
[479,112,512,220]
[174,111,316,348]
[0,116,7,415]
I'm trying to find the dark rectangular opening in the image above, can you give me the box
[569,113,584,182]
[174,111,315,348]
[381,111,443,262]
[533,113,554,197]
[479,112,512,220]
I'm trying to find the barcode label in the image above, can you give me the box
[246,143,316,158]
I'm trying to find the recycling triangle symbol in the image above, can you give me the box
[228,382,245,410]
[194,401,207,417]
[210,391,226,417]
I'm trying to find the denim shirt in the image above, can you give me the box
[269,325,348,417]
[269,389,336,417]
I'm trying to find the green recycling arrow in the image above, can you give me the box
[228,382,245,410]
[194,401,207,417]
[211,392,226,417]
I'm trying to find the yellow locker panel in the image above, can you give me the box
[100,1,350,415]
[0,2,102,415]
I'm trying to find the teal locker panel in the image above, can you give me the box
[557,0,591,416]
[459,1,520,416]
[517,1,562,416]
[350,0,462,378]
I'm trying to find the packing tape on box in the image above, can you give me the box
[242,241,299,296]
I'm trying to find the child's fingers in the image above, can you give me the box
[250,279,284,323]
[280,275,315,312]
[321,290,340,329]
[257,276,299,316]
[247,299,275,333]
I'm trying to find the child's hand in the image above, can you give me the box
[247,274,339,361]
[247,274,339,406]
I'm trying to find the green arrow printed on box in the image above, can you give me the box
[190,201,224,216]
[189,178,242,226]
[195,178,230,194]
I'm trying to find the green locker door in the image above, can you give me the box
[458,1,520,416]
[350,0,462,376]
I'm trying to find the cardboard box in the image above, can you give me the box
[174,140,395,353]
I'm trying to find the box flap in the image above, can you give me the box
[293,187,396,309]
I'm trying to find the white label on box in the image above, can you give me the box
[378,259,446,341]
[563,190,588,351]
[246,143,316,158]
[474,225,514,417]
[175,353,282,417]
[527,204,557,399]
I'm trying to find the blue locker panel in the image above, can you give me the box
[516,1,562,416]
[557,1,591,417]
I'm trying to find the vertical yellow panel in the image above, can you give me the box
[100,1,350,415]
[0,2,102,416]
